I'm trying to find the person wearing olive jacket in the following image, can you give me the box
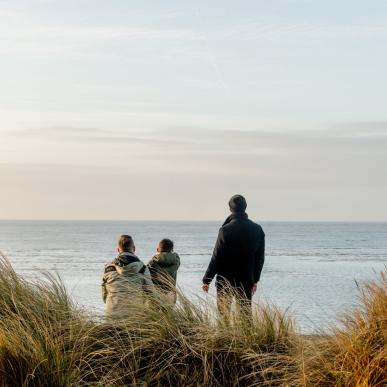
[148,238,180,304]
[202,194,265,315]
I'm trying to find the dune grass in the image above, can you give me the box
[303,270,387,386]
[0,252,385,386]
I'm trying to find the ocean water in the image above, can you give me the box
[0,220,386,332]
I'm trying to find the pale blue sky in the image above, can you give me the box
[0,0,386,220]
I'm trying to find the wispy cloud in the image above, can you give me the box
[0,9,203,57]
[10,123,387,157]
[216,20,387,42]
[333,121,387,135]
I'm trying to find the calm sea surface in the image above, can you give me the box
[0,221,386,332]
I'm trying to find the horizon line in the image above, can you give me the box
[1,219,387,223]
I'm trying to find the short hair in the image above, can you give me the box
[229,194,247,213]
[159,238,174,253]
[118,235,134,252]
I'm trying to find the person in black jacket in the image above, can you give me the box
[202,194,265,315]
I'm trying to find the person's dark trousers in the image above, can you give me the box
[216,280,252,317]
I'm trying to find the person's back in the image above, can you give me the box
[102,235,153,319]
[148,238,180,304]
[217,213,264,286]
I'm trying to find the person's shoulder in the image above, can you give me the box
[220,221,234,231]
[246,218,263,230]
[251,221,265,235]
[251,220,263,228]
[148,253,160,262]
[221,219,240,233]
[219,224,229,236]
[161,251,180,262]
[105,256,118,268]
[103,262,117,278]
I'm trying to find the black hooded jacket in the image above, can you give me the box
[202,213,265,287]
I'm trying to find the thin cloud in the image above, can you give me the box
[0,10,204,57]
[10,124,387,158]
[216,20,387,42]
[333,121,387,135]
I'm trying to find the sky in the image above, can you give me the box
[0,0,386,221]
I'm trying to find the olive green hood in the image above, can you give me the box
[147,252,180,289]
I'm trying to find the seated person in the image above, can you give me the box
[148,238,180,304]
[102,234,153,319]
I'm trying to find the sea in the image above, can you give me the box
[0,220,386,332]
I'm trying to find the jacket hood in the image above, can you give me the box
[105,252,146,276]
[153,252,180,267]
[115,260,145,275]
[112,252,140,266]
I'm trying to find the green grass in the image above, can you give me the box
[0,252,385,386]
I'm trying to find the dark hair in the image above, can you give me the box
[229,194,247,213]
[118,235,134,252]
[159,238,174,253]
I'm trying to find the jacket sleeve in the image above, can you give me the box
[202,228,225,285]
[254,230,265,283]
[101,275,107,304]
[147,255,159,269]
[142,266,155,294]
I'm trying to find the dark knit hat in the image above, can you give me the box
[228,194,247,213]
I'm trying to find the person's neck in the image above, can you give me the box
[231,211,247,218]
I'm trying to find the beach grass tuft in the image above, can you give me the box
[303,268,387,386]
[0,252,385,386]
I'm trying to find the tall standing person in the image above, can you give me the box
[202,195,265,315]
